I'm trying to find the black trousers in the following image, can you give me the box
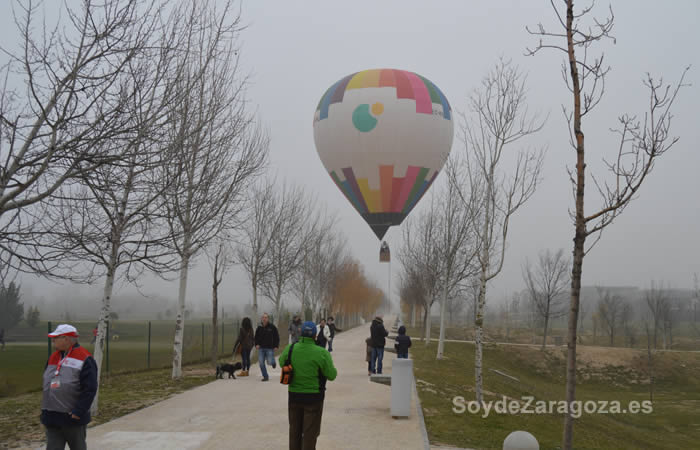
[45,424,87,450]
[288,399,324,450]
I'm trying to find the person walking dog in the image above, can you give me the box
[233,317,255,376]
[279,321,337,450]
[41,324,98,450]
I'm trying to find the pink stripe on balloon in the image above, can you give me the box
[393,166,421,212]
[405,72,432,114]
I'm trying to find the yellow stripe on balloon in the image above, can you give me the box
[357,178,381,213]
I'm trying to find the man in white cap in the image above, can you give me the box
[41,324,98,450]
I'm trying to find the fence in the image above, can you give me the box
[14,319,242,375]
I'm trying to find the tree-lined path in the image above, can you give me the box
[81,320,425,449]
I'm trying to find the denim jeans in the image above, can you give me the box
[397,352,408,359]
[328,338,333,352]
[258,347,275,378]
[370,347,384,374]
[241,348,251,370]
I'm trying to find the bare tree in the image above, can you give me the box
[261,184,312,321]
[164,1,269,379]
[522,249,570,350]
[398,207,441,345]
[0,0,162,279]
[645,281,668,349]
[527,1,689,446]
[451,59,544,403]
[33,2,204,415]
[237,180,280,320]
[435,165,480,360]
[209,239,234,366]
[596,288,626,347]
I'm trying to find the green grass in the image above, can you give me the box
[1,319,289,398]
[409,329,700,449]
[0,362,215,447]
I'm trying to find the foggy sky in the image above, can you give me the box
[8,1,700,315]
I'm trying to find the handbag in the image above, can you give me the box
[280,343,295,385]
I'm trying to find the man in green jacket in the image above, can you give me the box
[279,321,337,450]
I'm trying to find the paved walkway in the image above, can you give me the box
[82,319,426,449]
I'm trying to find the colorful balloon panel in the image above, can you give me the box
[313,68,453,239]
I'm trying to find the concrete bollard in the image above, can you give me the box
[503,431,539,450]
[390,358,412,418]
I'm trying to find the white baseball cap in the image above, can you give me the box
[48,324,79,337]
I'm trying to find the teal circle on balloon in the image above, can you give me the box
[352,104,378,132]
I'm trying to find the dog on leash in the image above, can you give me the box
[216,362,242,379]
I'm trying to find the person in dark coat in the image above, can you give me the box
[254,313,280,381]
[394,325,412,358]
[233,317,255,376]
[369,316,388,374]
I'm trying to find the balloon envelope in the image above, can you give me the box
[313,68,453,239]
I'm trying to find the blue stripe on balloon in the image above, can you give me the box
[320,79,342,120]
[433,83,451,120]
[341,179,365,213]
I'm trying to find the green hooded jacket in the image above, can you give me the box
[278,336,337,394]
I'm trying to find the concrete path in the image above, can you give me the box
[84,319,427,449]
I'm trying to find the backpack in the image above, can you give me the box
[280,343,295,385]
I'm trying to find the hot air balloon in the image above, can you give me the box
[313,68,453,240]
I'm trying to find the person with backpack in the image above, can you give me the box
[233,317,255,376]
[315,318,330,349]
[369,315,389,374]
[394,325,412,358]
[279,321,337,450]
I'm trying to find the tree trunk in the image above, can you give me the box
[172,246,191,379]
[411,303,416,328]
[210,278,219,366]
[437,278,449,359]
[662,323,667,350]
[423,303,431,345]
[252,277,259,319]
[562,1,587,447]
[474,268,487,404]
[90,262,116,415]
[542,300,551,351]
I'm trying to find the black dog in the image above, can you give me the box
[216,362,242,379]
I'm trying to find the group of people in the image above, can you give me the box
[365,315,411,375]
[287,315,341,351]
[39,314,414,450]
[231,313,340,382]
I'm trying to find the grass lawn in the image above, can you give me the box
[0,363,215,447]
[408,330,700,449]
[1,319,290,397]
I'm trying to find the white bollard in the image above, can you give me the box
[503,431,539,450]
[390,358,412,418]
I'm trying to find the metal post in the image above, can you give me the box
[147,321,151,369]
[201,323,204,358]
[221,320,224,356]
[106,320,110,374]
[47,321,52,359]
